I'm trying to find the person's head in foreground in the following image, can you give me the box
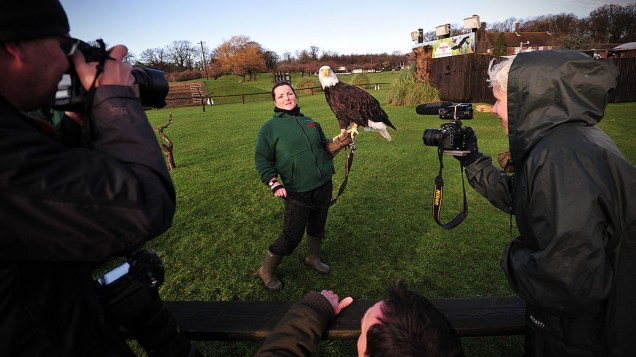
[359,280,465,357]
[0,1,74,111]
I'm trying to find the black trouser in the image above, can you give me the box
[523,303,606,357]
[270,180,332,256]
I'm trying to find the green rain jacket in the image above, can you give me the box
[255,111,334,192]
[466,50,636,356]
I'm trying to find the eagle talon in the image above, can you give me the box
[347,127,359,139]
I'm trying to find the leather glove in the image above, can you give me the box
[337,132,353,146]
[326,133,353,158]
[454,126,482,167]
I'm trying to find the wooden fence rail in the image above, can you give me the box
[148,296,527,342]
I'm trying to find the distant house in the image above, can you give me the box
[475,23,555,55]
[612,42,636,58]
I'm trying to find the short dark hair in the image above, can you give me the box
[365,280,465,357]
[271,81,295,100]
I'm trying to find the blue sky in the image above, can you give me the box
[60,0,629,58]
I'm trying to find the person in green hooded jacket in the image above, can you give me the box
[456,50,635,356]
[254,81,351,290]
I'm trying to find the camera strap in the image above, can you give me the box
[81,39,109,147]
[432,147,468,229]
[330,141,355,206]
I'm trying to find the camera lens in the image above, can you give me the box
[132,68,169,109]
[423,128,442,146]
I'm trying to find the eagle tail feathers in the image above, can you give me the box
[364,121,393,141]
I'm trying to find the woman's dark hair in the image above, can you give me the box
[271,81,295,100]
[364,280,465,357]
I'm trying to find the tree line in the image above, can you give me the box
[127,2,635,82]
[422,3,635,49]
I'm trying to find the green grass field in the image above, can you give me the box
[140,83,635,356]
[201,71,403,105]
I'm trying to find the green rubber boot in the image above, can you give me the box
[304,235,331,274]
[256,250,283,290]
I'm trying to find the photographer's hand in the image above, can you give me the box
[455,127,482,167]
[320,290,353,315]
[71,45,134,90]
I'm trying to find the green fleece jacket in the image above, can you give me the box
[255,111,334,192]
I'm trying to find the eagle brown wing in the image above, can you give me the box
[325,86,359,130]
[329,82,396,130]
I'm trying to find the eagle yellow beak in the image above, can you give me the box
[322,68,330,76]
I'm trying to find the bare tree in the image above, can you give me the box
[309,46,320,60]
[589,3,636,43]
[156,113,175,171]
[488,17,519,32]
[138,47,170,71]
[167,40,195,70]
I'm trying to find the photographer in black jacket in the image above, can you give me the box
[458,50,636,356]
[0,1,177,355]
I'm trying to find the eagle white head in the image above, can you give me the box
[318,65,339,89]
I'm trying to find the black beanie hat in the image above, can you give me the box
[0,1,70,43]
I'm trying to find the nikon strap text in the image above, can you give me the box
[432,147,468,229]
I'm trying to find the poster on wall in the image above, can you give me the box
[416,32,475,58]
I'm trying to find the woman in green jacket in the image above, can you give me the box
[255,82,351,290]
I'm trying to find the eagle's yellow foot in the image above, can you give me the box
[347,127,359,139]
[334,129,348,142]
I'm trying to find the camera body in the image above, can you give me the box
[423,103,473,156]
[54,39,169,112]
[423,120,469,155]
[439,103,473,120]
[95,250,199,356]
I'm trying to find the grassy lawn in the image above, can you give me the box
[140,85,635,356]
[200,71,404,105]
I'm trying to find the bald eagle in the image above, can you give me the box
[318,66,396,141]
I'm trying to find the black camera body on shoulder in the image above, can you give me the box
[54,39,169,112]
[95,250,201,357]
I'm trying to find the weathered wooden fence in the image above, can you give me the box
[204,84,389,105]
[428,55,635,103]
[611,57,636,103]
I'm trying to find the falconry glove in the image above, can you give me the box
[326,133,353,159]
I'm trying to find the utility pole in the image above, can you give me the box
[198,41,209,80]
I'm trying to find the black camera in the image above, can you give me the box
[422,104,473,229]
[439,103,473,120]
[54,39,169,112]
[95,250,201,357]
[422,120,471,156]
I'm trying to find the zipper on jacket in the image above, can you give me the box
[295,118,324,180]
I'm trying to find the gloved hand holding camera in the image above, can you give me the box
[454,126,482,167]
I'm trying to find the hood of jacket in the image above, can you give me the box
[506,50,619,165]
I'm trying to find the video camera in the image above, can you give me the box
[95,250,201,357]
[418,103,474,229]
[54,38,169,112]
[422,103,473,156]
